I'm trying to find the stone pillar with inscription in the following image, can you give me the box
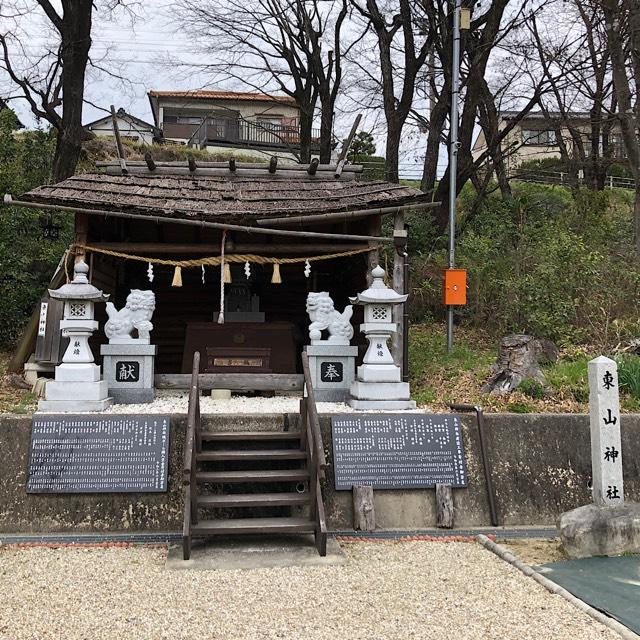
[100,289,157,404]
[589,356,624,506]
[558,355,640,558]
[38,261,113,412]
[304,292,357,402]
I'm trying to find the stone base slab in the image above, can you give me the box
[54,363,101,382]
[356,364,402,383]
[101,343,157,356]
[306,344,358,357]
[109,388,155,404]
[314,388,350,402]
[45,379,110,401]
[350,380,411,401]
[37,397,114,412]
[348,399,417,410]
[558,502,640,559]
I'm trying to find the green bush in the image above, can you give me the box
[409,183,640,348]
[0,108,73,347]
[616,356,640,400]
[518,378,545,399]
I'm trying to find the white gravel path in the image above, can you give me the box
[0,541,620,640]
[93,391,426,415]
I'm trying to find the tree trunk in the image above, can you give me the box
[481,334,547,395]
[634,187,640,254]
[385,120,401,183]
[298,107,313,164]
[52,2,93,183]
[318,93,333,164]
[420,94,449,194]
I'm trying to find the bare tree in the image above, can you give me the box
[0,1,135,182]
[350,0,431,183]
[526,1,616,192]
[176,0,354,163]
[417,0,548,232]
[602,0,640,249]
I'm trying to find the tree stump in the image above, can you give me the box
[353,485,375,531]
[435,484,454,528]
[481,334,547,395]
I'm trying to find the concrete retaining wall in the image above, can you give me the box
[1,412,639,533]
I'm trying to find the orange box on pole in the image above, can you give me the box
[443,269,467,305]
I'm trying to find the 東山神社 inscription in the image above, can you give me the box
[27,415,170,493]
[331,413,467,490]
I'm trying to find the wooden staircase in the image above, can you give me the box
[182,352,328,560]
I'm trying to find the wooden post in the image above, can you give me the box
[74,213,89,264]
[353,485,375,531]
[392,212,406,368]
[109,105,128,175]
[335,114,362,178]
[367,216,382,284]
[435,484,454,528]
[144,151,156,172]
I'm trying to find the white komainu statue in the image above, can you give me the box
[306,292,354,345]
[105,289,156,343]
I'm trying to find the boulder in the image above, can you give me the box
[558,502,640,559]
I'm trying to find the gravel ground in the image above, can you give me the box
[92,391,427,415]
[0,541,620,640]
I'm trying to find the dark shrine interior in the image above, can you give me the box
[88,216,370,375]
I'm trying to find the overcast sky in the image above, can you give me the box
[1,1,445,179]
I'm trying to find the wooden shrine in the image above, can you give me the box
[9,157,434,386]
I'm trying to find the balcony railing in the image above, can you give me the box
[163,117,320,152]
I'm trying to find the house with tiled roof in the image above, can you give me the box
[148,90,317,160]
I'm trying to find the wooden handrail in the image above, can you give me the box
[182,351,200,561]
[301,352,327,472]
[183,351,201,482]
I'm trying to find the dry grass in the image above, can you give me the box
[410,324,596,414]
[0,353,35,414]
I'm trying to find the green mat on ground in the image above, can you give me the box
[539,556,640,634]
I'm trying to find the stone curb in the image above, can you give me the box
[476,534,640,640]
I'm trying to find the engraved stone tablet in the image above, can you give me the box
[27,414,170,493]
[332,413,467,490]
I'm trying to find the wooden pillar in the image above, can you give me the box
[74,213,89,264]
[367,216,382,285]
[435,484,454,528]
[392,212,406,368]
[353,485,375,531]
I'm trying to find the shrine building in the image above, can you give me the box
[9,159,431,387]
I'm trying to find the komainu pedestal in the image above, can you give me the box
[305,292,356,402]
[100,290,157,404]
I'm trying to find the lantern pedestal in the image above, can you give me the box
[347,266,416,410]
[37,261,113,413]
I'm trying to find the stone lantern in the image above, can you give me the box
[348,265,416,409]
[38,260,113,412]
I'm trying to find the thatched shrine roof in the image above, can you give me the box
[20,161,425,224]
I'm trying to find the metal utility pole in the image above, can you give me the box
[446,0,462,355]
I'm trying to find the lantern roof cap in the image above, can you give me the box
[349,265,408,305]
[49,260,109,301]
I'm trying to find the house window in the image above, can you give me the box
[256,116,283,130]
[522,129,556,146]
